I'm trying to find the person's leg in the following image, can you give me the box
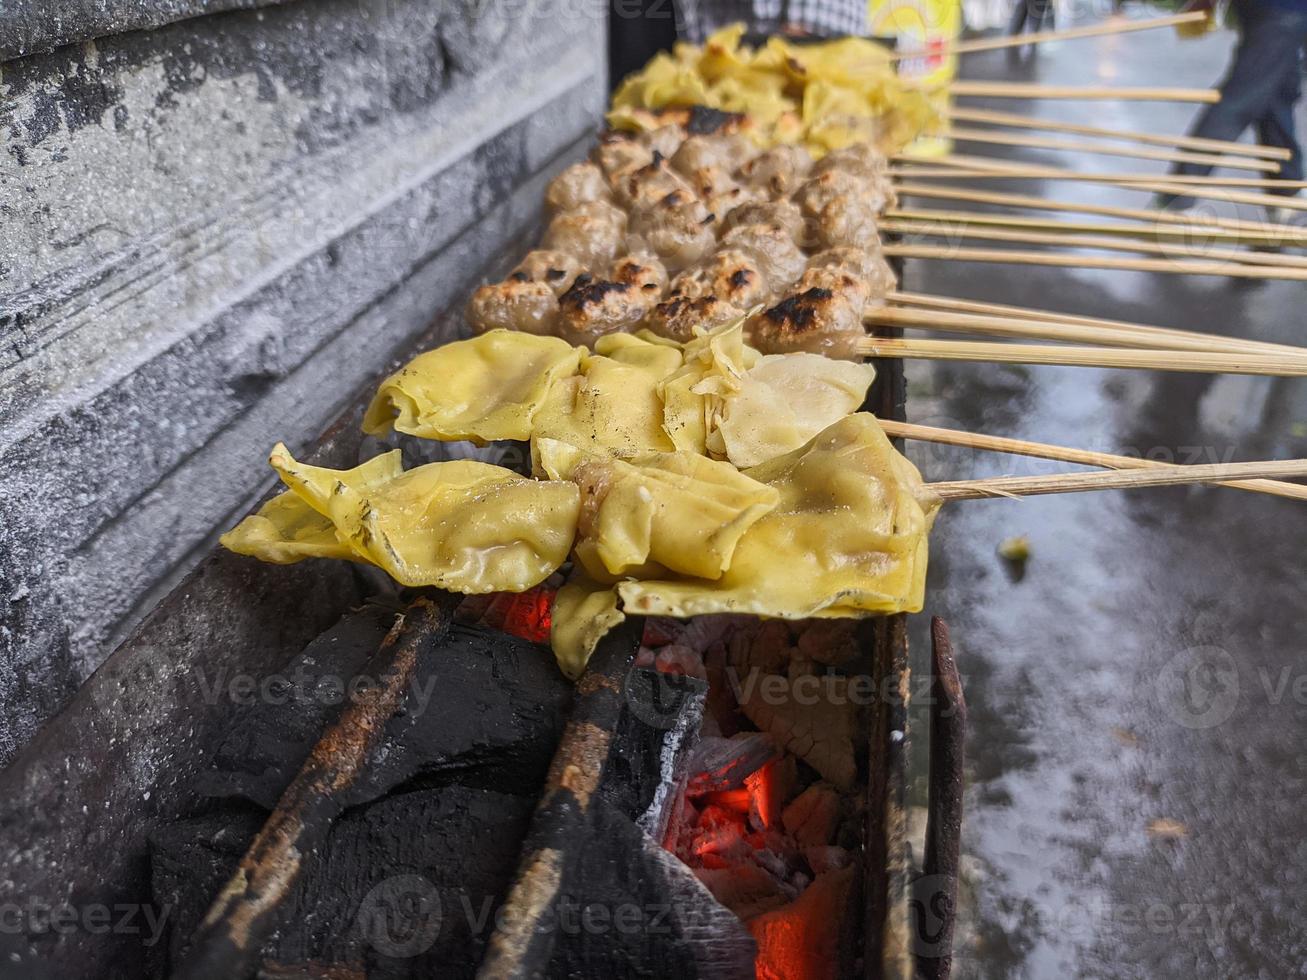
[1161,1,1307,206]
[1253,47,1305,192]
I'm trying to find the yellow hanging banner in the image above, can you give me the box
[869,0,960,158]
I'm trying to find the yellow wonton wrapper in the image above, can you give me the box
[617,413,941,619]
[707,353,876,468]
[607,24,936,156]
[531,334,683,461]
[362,330,583,443]
[550,576,626,680]
[536,438,779,581]
[223,443,580,593]
[657,319,760,454]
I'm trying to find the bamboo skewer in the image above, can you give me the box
[892,182,1307,236]
[880,218,1307,270]
[893,156,1307,210]
[880,419,1307,503]
[935,126,1282,173]
[886,290,1307,359]
[867,305,1307,358]
[859,336,1307,375]
[945,105,1293,161]
[894,162,1307,190]
[928,459,1307,500]
[882,242,1307,281]
[937,81,1220,103]
[889,11,1210,61]
[884,208,1307,247]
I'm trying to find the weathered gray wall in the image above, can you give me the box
[0,0,608,765]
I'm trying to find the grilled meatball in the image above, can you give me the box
[721,199,807,246]
[593,132,654,180]
[810,143,890,182]
[794,168,894,218]
[686,165,759,225]
[627,189,717,274]
[467,279,559,335]
[512,249,585,297]
[671,132,756,175]
[668,249,770,309]
[720,222,808,292]
[542,200,628,268]
[557,274,658,347]
[640,124,688,160]
[545,162,611,212]
[806,247,897,303]
[645,294,745,344]
[736,144,813,199]
[612,157,693,211]
[747,285,865,360]
[609,252,669,297]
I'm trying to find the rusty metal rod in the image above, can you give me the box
[175,594,457,980]
[476,620,641,980]
[918,617,967,980]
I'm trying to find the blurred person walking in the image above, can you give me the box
[1162,0,1307,219]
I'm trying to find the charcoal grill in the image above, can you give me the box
[0,259,965,980]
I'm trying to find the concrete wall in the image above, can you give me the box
[0,0,608,765]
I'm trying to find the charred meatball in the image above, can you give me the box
[608,253,669,297]
[612,156,693,211]
[467,279,559,335]
[557,274,659,347]
[811,143,890,182]
[668,249,770,309]
[721,199,807,245]
[720,222,808,292]
[806,247,896,303]
[671,132,756,175]
[545,162,611,212]
[511,249,584,297]
[627,189,718,274]
[686,165,759,224]
[736,144,813,199]
[593,131,654,181]
[542,200,628,268]
[747,285,865,360]
[640,124,688,160]
[645,294,745,345]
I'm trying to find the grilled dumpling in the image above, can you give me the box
[362,330,583,442]
[618,413,940,618]
[706,353,876,467]
[535,438,779,581]
[531,333,683,458]
[224,445,581,594]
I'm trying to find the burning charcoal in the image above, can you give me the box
[782,782,842,848]
[685,732,779,796]
[747,865,855,980]
[634,645,657,668]
[744,756,795,832]
[739,676,858,789]
[641,617,683,647]
[804,845,854,876]
[794,619,861,666]
[654,643,708,680]
[695,864,791,921]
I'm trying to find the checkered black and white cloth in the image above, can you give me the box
[673,0,868,43]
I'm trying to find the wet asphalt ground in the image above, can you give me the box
[898,15,1307,979]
